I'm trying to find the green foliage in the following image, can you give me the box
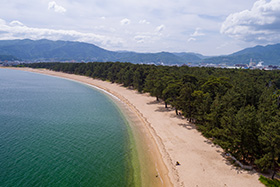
[201,77,232,99]
[232,105,259,162]
[256,118,280,178]
[162,81,182,111]
[259,175,280,187]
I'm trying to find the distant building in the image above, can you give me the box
[266,65,279,70]
[249,58,256,67]
[235,64,248,69]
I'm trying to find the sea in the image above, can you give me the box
[0,69,139,187]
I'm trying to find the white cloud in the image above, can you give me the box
[139,19,150,24]
[155,24,165,32]
[0,18,123,47]
[48,1,66,14]
[221,0,280,43]
[132,25,166,45]
[133,30,164,44]
[188,37,196,42]
[187,28,205,42]
[9,20,24,27]
[191,28,205,37]
[120,18,131,25]
[134,35,147,43]
[0,19,6,25]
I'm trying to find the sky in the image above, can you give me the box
[0,0,280,56]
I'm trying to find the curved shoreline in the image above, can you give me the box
[6,67,174,186]
[5,67,264,187]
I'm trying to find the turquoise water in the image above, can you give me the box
[0,69,135,187]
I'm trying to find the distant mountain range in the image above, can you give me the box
[203,44,280,65]
[0,39,279,65]
[0,54,19,61]
[0,39,203,65]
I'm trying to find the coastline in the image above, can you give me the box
[5,67,263,187]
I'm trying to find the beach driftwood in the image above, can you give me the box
[226,153,253,170]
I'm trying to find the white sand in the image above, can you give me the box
[6,68,263,187]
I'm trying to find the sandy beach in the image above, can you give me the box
[5,67,263,187]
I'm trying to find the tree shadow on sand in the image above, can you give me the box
[178,123,197,130]
[147,100,162,105]
[155,106,173,113]
[204,140,220,149]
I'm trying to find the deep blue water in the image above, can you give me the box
[0,69,135,186]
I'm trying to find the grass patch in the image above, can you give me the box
[259,175,280,187]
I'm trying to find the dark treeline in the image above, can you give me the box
[22,62,280,178]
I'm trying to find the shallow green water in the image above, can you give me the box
[0,69,137,187]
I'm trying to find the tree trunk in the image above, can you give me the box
[156,96,159,101]
[165,102,167,108]
[271,151,276,179]
[175,108,178,115]
[272,169,276,179]
[271,159,276,179]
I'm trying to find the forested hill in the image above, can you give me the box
[0,39,203,65]
[0,39,115,62]
[1,38,280,66]
[22,62,280,179]
[0,55,19,61]
[1,39,280,65]
[203,43,280,65]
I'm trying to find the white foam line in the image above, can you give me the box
[79,82,121,102]
[155,162,164,185]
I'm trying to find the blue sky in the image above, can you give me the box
[0,0,280,55]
